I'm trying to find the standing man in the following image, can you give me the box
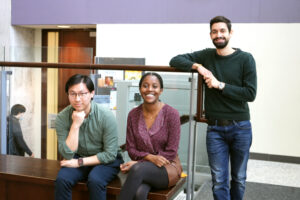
[55,74,123,200]
[8,104,34,157]
[170,16,257,200]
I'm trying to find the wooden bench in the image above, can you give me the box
[0,154,186,200]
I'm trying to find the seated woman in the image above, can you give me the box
[119,72,182,200]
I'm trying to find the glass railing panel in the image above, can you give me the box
[8,46,43,62]
[58,47,93,64]
[160,72,209,174]
[0,46,4,61]
[4,66,42,158]
[1,62,209,174]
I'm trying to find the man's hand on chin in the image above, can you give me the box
[72,110,85,127]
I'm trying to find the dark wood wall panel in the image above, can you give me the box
[58,29,96,112]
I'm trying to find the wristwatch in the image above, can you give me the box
[218,82,225,90]
[78,158,84,167]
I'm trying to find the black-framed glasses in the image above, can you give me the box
[68,92,89,99]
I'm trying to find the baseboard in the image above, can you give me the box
[250,152,300,164]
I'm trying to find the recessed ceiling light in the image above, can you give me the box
[57,25,71,28]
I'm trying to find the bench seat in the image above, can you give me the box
[0,155,185,200]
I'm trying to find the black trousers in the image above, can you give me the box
[119,161,169,200]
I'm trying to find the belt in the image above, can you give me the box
[207,119,241,126]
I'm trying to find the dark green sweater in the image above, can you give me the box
[170,48,257,120]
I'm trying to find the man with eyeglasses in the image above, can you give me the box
[55,74,123,200]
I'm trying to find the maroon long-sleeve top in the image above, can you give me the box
[126,104,181,161]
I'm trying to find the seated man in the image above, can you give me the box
[55,74,123,200]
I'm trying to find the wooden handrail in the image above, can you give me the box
[0,61,182,72]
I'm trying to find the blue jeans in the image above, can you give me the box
[206,120,252,200]
[55,154,123,200]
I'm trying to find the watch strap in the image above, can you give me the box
[78,157,84,167]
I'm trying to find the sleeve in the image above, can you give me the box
[158,107,181,161]
[169,50,203,71]
[12,122,32,156]
[96,110,118,164]
[126,112,149,160]
[222,54,257,102]
[55,112,75,160]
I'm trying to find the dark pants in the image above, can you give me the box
[55,155,123,200]
[206,120,252,200]
[119,161,169,200]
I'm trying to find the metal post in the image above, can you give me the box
[186,73,196,200]
[1,70,8,154]
[191,121,198,199]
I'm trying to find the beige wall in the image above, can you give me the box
[0,0,11,61]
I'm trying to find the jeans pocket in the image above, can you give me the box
[234,120,251,130]
[207,125,217,132]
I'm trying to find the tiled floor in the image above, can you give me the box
[247,159,300,188]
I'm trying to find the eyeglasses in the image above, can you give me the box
[68,92,89,99]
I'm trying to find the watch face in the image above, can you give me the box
[219,82,224,90]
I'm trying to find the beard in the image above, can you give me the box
[212,37,229,49]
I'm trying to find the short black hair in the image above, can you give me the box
[139,72,164,89]
[210,16,232,32]
[11,104,26,116]
[65,74,95,93]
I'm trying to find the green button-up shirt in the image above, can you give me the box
[55,101,118,164]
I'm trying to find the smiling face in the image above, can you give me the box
[68,82,94,113]
[139,75,163,104]
[210,22,232,49]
